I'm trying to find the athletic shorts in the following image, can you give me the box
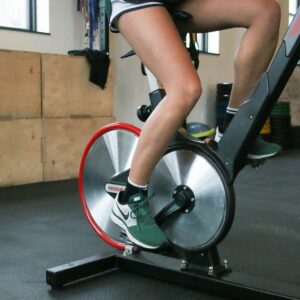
[110,0,164,33]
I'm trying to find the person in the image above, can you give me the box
[109,0,282,249]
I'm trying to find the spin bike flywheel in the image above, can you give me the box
[148,144,235,252]
[79,123,235,252]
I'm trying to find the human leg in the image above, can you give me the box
[111,6,201,248]
[176,0,281,108]
[176,0,282,158]
[117,6,202,186]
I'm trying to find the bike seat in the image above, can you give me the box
[171,10,193,21]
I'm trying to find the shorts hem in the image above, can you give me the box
[110,3,165,33]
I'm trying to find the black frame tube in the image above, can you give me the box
[46,251,300,300]
[217,8,300,181]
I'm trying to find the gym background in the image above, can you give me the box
[0,0,299,187]
[0,1,300,300]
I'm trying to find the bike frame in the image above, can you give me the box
[46,8,300,300]
[146,7,300,183]
[218,8,300,181]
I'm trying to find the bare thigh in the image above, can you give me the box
[116,6,200,94]
[175,0,280,33]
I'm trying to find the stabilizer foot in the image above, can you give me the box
[46,251,300,300]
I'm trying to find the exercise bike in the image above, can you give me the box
[46,7,300,300]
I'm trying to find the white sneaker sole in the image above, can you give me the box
[247,151,280,160]
[215,127,281,160]
[111,210,159,250]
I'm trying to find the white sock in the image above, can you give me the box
[128,177,148,190]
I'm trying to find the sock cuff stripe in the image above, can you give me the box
[226,108,238,114]
[226,110,237,115]
[227,106,238,110]
[128,177,148,189]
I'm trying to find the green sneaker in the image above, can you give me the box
[215,128,282,160]
[111,192,167,249]
[247,137,282,160]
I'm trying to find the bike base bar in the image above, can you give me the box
[46,251,299,300]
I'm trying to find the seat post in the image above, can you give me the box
[144,66,187,128]
[144,66,160,93]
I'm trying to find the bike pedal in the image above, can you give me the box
[204,138,218,151]
[246,158,266,169]
[123,244,140,256]
[120,230,141,255]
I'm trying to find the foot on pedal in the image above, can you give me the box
[111,192,168,250]
[215,128,282,161]
[247,137,282,160]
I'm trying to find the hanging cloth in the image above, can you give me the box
[68,48,110,89]
[70,0,110,89]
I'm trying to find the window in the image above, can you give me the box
[197,32,220,55]
[0,0,49,33]
[186,32,220,55]
[289,0,299,25]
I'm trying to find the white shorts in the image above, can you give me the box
[110,0,164,33]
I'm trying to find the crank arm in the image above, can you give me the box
[155,200,183,226]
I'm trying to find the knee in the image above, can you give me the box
[170,78,202,114]
[264,0,281,27]
[184,79,202,108]
[256,0,281,35]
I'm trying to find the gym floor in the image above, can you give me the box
[0,149,299,300]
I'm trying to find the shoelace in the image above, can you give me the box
[130,193,156,231]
